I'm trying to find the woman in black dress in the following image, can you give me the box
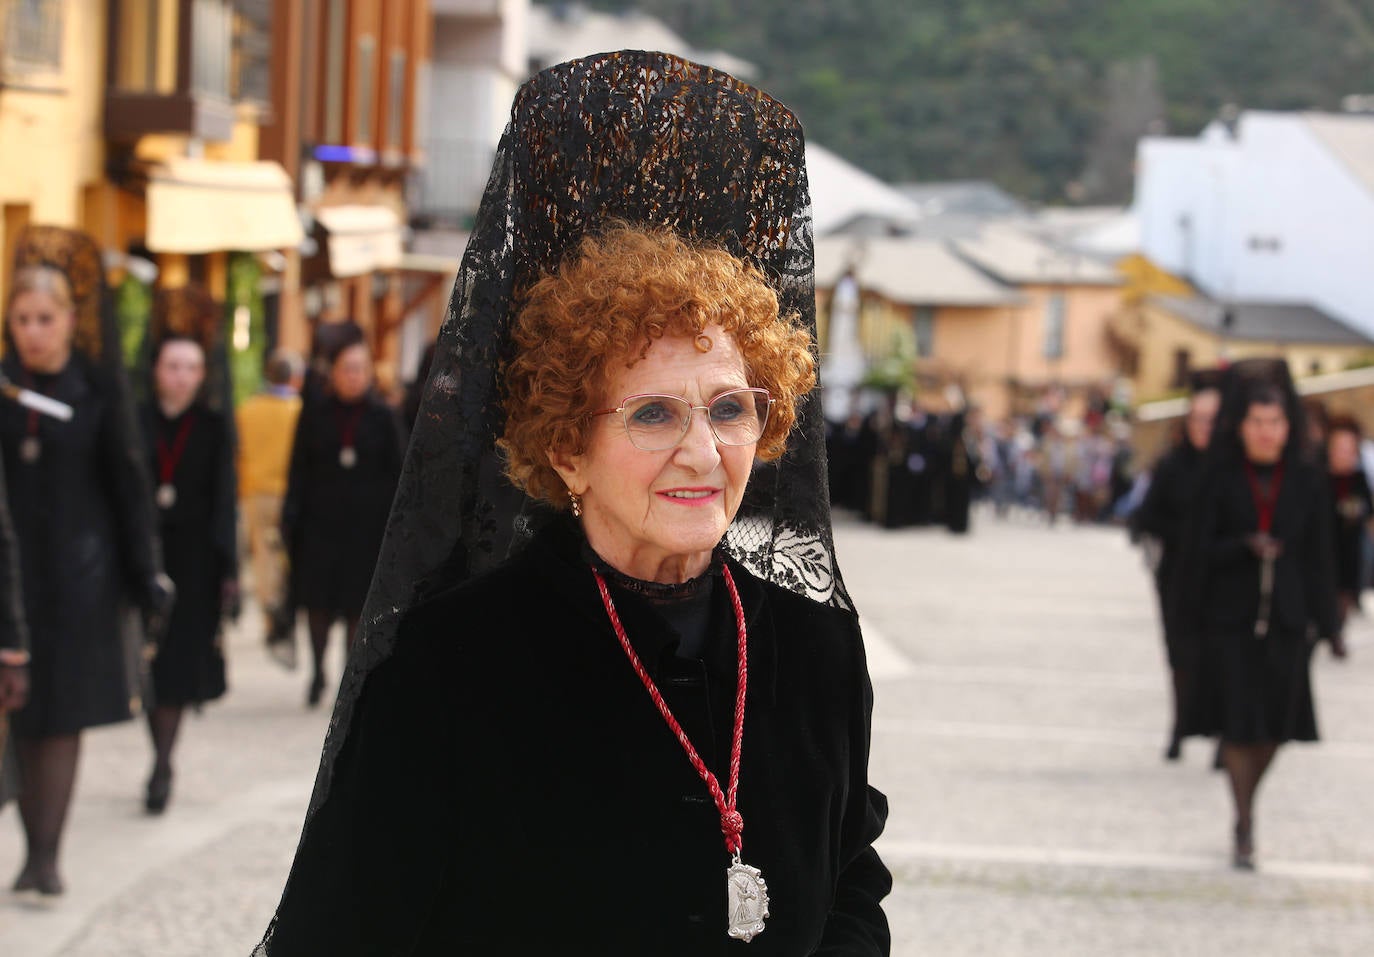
[257,53,889,955]
[1175,359,1338,870]
[1325,414,1372,659]
[1132,372,1221,760]
[2,226,165,895]
[138,286,238,813]
[282,335,404,706]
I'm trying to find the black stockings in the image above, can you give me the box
[1221,741,1279,836]
[305,610,359,705]
[146,704,184,778]
[14,733,80,892]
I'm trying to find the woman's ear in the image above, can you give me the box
[547,448,587,496]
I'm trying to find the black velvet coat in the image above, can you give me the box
[140,402,237,706]
[1174,460,1338,742]
[282,394,405,616]
[265,518,891,955]
[0,455,26,659]
[1327,469,1373,597]
[0,352,160,737]
[1132,440,1206,667]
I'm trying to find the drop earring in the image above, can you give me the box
[569,491,583,518]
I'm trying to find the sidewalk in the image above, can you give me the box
[1,511,1372,954]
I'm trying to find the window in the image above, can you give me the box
[387,49,406,149]
[230,0,272,106]
[1043,293,1066,360]
[191,0,232,99]
[1170,348,1191,389]
[356,35,376,144]
[322,0,347,144]
[1,0,63,77]
[913,306,935,359]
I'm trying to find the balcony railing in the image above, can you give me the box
[1,0,63,77]
[413,137,497,228]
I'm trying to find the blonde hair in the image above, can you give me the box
[7,265,76,316]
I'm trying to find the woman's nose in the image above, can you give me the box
[674,409,722,469]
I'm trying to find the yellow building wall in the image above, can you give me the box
[1008,284,1123,388]
[1132,301,1374,402]
[929,305,1019,420]
[0,0,108,303]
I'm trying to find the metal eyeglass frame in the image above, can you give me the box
[589,388,775,451]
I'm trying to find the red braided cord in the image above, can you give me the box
[592,564,749,855]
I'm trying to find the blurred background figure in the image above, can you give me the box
[1,226,165,895]
[1325,414,1371,659]
[282,332,404,707]
[1174,359,1338,871]
[237,349,305,668]
[1132,370,1222,761]
[137,286,239,815]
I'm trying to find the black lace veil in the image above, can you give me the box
[263,52,852,948]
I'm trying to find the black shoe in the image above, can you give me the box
[1164,738,1182,762]
[307,672,326,708]
[13,865,63,896]
[145,767,173,815]
[1232,823,1255,871]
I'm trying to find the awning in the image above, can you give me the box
[315,205,404,278]
[147,159,304,254]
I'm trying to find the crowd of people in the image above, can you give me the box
[1130,363,1366,870]
[826,391,1139,532]
[0,224,413,896]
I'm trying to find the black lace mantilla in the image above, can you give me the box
[258,50,852,954]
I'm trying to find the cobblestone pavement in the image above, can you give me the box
[2,508,1372,955]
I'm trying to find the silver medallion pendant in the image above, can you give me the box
[726,858,769,942]
[156,483,177,509]
[19,436,41,464]
[339,446,358,469]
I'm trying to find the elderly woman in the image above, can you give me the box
[259,53,889,956]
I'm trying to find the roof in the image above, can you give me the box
[951,224,1121,286]
[1302,112,1374,198]
[527,5,756,79]
[806,143,923,236]
[815,235,1022,307]
[1151,294,1373,345]
[895,180,1028,219]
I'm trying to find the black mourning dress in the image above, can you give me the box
[0,351,160,737]
[1328,469,1373,601]
[1177,460,1338,742]
[140,401,236,705]
[282,395,405,618]
[265,518,891,955]
[1133,439,1207,669]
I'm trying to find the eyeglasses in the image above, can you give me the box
[590,388,774,452]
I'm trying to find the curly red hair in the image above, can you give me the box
[500,225,816,506]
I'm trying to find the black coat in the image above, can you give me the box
[0,455,27,658]
[1132,440,1206,666]
[282,394,404,616]
[1,352,160,737]
[1175,459,1338,741]
[1327,469,1373,597]
[141,402,237,706]
[265,518,891,955]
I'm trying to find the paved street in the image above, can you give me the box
[3,510,1373,955]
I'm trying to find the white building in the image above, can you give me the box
[1136,111,1374,337]
[421,0,531,226]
